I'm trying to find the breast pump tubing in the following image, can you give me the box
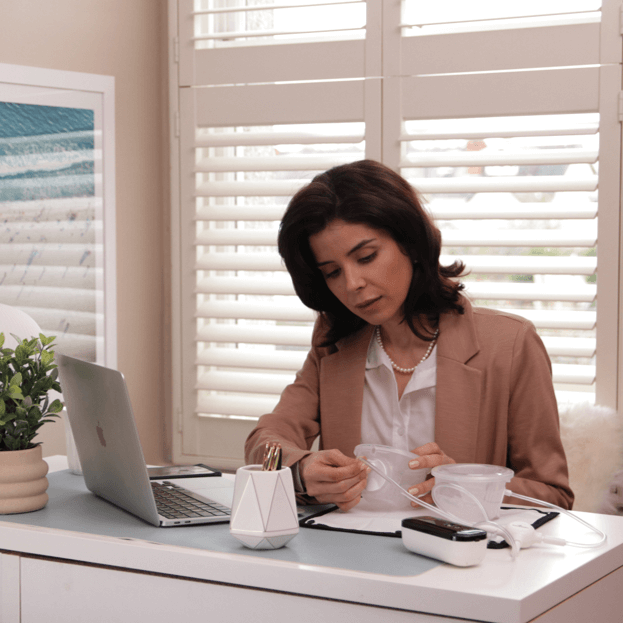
[357,457,607,558]
[502,488,607,548]
[358,457,522,557]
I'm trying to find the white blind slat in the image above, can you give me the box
[430,203,597,220]
[551,363,596,385]
[197,276,294,296]
[409,176,597,195]
[401,123,598,141]
[196,180,307,197]
[442,230,596,247]
[196,206,285,222]
[501,309,595,330]
[464,281,595,302]
[197,347,307,371]
[196,252,284,271]
[196,155,353,172]
[193,26,364,42]
[541,337,595,358]
[193,0,363,16]
[197,300,314,322]
[452,255,596,275]
[402,148,597,168]
[198,324,313,346]
[196,394,279,418]
[195,131,364,147]
[197,370,294,395]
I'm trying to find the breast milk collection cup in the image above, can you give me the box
[354,444,430,510]
[229,464,299,550]
[432,464,514,522]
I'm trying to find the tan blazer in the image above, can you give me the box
[245,299,574,509]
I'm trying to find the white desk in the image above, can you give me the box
[0,457,622,623]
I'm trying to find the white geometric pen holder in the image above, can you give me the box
[229,465,299,550]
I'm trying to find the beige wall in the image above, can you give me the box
[1,0,170,463]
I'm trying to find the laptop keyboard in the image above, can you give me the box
[151,481,231,520]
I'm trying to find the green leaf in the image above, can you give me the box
[28,405,42,419]
[0,398,4,415]
[14,344,29,365]
[48,399,64,414]
[39,334,56,347]
[8,385,23,400]
[0,333,4,349]
[10,372,22,387]
[40,350,54,366]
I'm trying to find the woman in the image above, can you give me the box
[245,160,573,512]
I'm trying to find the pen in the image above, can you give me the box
[262,442,282,471]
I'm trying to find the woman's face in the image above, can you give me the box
[309,220,413,327]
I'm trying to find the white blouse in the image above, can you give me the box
[360,332,437,453]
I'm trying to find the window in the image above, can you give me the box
[170,0,622,469]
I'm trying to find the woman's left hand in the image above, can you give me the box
[407,442,456,506]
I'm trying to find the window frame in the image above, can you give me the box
[169,0,622,470]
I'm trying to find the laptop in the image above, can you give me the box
[56,354,232,527]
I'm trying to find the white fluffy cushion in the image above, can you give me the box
[559,403,623,513]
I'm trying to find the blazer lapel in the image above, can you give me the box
[319,325,373,457]
[317,300,483,462]
[435,300,483,464]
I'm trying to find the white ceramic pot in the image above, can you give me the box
[230,464,299,550]
[0,445,49,514]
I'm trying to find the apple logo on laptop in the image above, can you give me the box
[96,422,107,447]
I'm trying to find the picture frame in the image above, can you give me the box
[0,63,116,366]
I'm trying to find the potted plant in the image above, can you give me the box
[0,332,64,514]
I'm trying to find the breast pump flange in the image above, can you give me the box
[354,444,429,510]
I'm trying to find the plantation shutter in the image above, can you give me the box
[172,0,376,469]
[389,0,620,406]
[171,0,622,469]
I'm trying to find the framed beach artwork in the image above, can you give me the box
[0,64,116,366]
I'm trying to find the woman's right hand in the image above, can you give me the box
[299,449,370,511]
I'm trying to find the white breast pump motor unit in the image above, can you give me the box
[356,446,607,566]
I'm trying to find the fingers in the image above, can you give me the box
[313,477,368,511]
[408,442,456,471]
[299,449,370,510]
[406,443,454,509]
[408,477,435,507]
[309,448,369,482]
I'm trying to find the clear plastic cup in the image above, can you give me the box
[354,444,430,510]
[432,464,514,522]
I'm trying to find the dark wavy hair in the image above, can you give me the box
[278,160,465,345]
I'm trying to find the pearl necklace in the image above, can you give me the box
[375,326,439,374]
